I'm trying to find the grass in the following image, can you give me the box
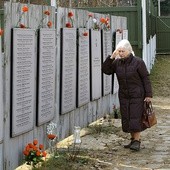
[150,54,170,97]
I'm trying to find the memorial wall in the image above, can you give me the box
[0,34,3,142]
[10,27,113,135]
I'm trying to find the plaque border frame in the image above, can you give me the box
[10,28,35,137]
[36,28,56,126]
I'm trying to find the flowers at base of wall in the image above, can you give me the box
[23,139,47,168]
[0,29,3,36]
[16,5,29,28]
[66,11,74,28]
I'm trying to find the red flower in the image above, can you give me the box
[20,24,26,28]
[42,151,47,157]
[68,11,73,18]
[66,22,72,28]
[88,13,93,18]
[22,6,28,12]
[47,134,57,140]
[47,21,52,28]
[39,144,44,150]
[100,17,106,24]
[0,29,3,36]
[44,10,50,16]
[83,32,88,36]
[33,139,38,145]
[23,150,29,156]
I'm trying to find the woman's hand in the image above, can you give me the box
[110,50,119,59]
[144,97,152,103]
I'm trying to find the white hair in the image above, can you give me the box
[116,39,135,55]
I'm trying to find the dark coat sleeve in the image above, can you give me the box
[102,55,116,75]
[137,60,153,98]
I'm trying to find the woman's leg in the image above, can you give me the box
[130,132,141,151]
[131,132,140,141]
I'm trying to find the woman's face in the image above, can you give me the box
[117,47,130,59]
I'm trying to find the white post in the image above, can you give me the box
[158,0,161,16]
[141,0,148,69]
[51,0,57,8]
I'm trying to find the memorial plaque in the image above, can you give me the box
[11,28,36,137]
[115,31,122,46]
[77,29,90,107]
[123,29,128,40]
[37,28,56,126]
[0,36,3,142]
[60,28,77,114]
[90,29,102,100]
[113,31,123,94]
[102,30,112,96]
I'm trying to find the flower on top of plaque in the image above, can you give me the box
[38,10,53,29]
[99,17,110,30]
[0,29,3,36]
[91,16,110,31]
[116,28,123,33]
[83,13,93,29]
[65,11,74,28]
[16,5,29,28]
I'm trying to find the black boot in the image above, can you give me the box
[124,138,134,148]
[130,140,141,151]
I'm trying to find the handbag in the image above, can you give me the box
[142,101,157,128]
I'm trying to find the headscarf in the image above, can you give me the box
[116,39,135,56]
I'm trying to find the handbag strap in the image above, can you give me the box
[144,101,153,115]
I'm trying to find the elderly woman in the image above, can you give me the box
[102,39,152,151]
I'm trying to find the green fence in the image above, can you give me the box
[156,17,170,54]
[81,0,158,56]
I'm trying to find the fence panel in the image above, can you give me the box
[156,17,170,54]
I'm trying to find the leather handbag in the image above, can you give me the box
[142,101,157,128]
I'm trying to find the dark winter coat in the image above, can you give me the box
[102,54,152,133]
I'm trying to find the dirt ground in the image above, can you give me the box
[71,96,170,170]
[59,55,170,170]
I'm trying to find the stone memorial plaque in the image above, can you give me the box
[11,28,36,137]
[60,28,77,114]
[113,31,122,94]
[102,30,112,96]
[77,29,90,107]
[90,29,102,100]
[37,28,56,126]
[123,29,128,40]
[115,31,122,46]
[0,36,3,142]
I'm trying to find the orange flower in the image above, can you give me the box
[100,17,106,24]
[22,6,28,12]
[88,13,93,18]
[20,24,26,28]
[28,143,33,148]
[36,151,41,156]
[33,139,38,145]
[42,151,47,157]
[83,32,88,36]
[0,29,3,36]
[23,150,29,156]
[44,10,50,16]
[47,134,57,140]
[39,144,44,150]
[66,22,72,28]
[47,21,52,28]
[68,11,73,18]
